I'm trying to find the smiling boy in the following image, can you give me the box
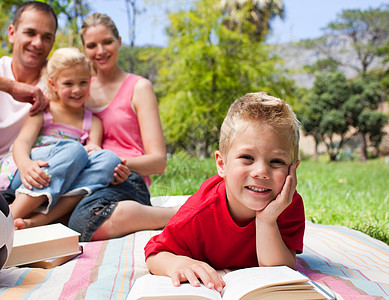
[145,92,305,293]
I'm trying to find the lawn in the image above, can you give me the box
[150,153,389,244]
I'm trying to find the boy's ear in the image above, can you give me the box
[296,160,301,168]
[215,151,226,178]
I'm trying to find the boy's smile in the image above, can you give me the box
[215,122,294,224]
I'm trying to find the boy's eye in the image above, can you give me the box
[240,155,254,162]
[271,159,286,165]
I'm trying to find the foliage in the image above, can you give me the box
[118,45,161,82]
[157,0,296,157]
[150,154,389,244]
[300,72,351,161]
[220,0,284,40]
[0,3,12,56]
[300,71,387,161]
[323,4,389,75]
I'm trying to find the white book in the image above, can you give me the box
[5,223,81,268]
[127,266,334,300]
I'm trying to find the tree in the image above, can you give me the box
[157,0,294,157]
[324,5,389,75]
[300,5,389,160]
[301,71,387,161]
[118,45,160,81]
[300,72,351,161]
[344,75,387,160]
[220,0,284,40]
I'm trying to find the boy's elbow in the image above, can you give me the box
[145,254,160,275]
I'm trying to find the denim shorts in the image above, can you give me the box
[68,172,150,242]
[10,140,120,214]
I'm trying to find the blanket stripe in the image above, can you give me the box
[0,221,388,299]
[298,222,389,299]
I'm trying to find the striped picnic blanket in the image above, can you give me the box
[0,221,388,299]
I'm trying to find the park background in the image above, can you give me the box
[1,0,388,244]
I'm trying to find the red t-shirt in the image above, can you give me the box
[145,175,305,269]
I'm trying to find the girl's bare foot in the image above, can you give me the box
[14,218,28,230]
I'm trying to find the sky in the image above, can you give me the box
[90,0,388,47]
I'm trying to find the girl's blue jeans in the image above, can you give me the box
[10,140,120,213]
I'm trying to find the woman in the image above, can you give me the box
[68,13,176,241]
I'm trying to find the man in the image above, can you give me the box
[0,1,57,159]
[0,1,57,201]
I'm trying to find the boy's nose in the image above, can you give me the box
[251,162,270,179]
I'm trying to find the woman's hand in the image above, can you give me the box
[111,159,130,185]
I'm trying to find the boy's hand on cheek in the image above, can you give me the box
[170,257,225,292]
[256,163,297,223]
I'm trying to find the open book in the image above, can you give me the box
[127,266,334,300]
[5,223,81,268]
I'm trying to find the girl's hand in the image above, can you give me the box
[256,163,297,224]
[111,159,130,185]
[84,143,102,154]
[19,160,51,190]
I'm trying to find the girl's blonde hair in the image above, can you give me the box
[219,92,301,163]
[45,47,90,100]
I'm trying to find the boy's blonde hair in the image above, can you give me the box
[45,47,91,100]
[219,92,300,163]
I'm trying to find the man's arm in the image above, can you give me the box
[0,76,49,115]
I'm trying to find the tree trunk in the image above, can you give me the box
[359,132,368,161]
[314,138,319,162]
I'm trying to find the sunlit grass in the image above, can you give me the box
[151,154,389,244]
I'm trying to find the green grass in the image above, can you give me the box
[150,153,389,244]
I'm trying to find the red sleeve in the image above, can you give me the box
[277,191,305,254]
[144,219,193,260]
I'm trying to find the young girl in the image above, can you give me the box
[8,47,121,229]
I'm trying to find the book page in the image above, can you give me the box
[127,274,222,300]
[221,266,308,300]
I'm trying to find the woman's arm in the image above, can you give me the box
[12,112,50,189]
[125,78,167,176]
